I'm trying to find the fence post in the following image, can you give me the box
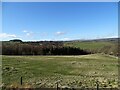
[56,81,58,90]
[20,77,22,85]
[96,81,99,90]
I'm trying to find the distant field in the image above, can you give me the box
[64,41,117,55]
[2,54,118,88]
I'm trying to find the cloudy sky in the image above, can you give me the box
[1,2,118,41]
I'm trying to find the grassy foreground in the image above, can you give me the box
[2,54,118,88]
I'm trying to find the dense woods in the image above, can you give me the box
[1,40,90,55]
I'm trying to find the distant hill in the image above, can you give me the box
[68,38,118,42]
[2,38,119,56]
[64,38,119,56]
[9,39,22,42]
[2,40,89,55]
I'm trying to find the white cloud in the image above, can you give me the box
[23,30,28,33]
[26,32,33,37]
[23,30,33,37]
[26,33,30,36]
[0,33,16,38]
[55,31,66,36]
[95,35,118,39]
[60,38,70,41]
[63,38,70,40]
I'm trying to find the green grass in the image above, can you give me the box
[64,41,117,55]
[64,41,111,49]
[2,54,118,88]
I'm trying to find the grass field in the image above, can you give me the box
[2,54,118,88]
[64,41,117,55]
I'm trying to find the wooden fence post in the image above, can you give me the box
[56,81,58,90]
[96,81,99,90]
[20,77,22,85]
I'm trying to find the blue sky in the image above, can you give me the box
[1,2,118,41]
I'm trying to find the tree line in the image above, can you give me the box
[2,41,90,55]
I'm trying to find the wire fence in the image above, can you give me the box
[2,76,119,90]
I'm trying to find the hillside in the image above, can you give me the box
[1,38,119,56]
[2,40,89,55]
[64,38,118,56]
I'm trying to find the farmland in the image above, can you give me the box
[2,54,118,88]
[64,40,118,56]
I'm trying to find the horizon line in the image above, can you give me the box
[1,37,119,42]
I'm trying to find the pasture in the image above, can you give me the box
[64,41,117,55]
[2,54,118,88]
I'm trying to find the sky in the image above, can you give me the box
[2,0,120,2]
[1,2,118,41]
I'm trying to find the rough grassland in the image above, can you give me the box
[2,54,118,88]
[64,41,117,55]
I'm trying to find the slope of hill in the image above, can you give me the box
[2,40,89,55]
[64,38,118,56]
[1,38,119,56]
